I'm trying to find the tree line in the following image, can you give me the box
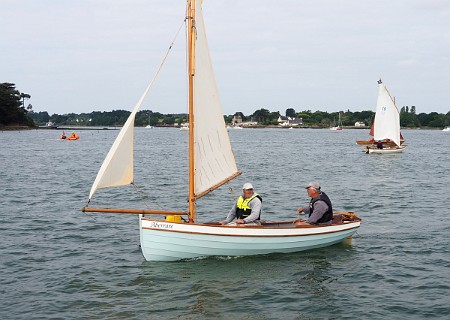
[2,82,450,128]
[0,83,34,126]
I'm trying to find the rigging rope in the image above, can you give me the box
[135,18,186,109]
[131,182,167,211]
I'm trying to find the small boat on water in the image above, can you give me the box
[45,121,58,129]
[82,0,361,262]
[442,126,450,132]
[359,80,406,154]
[179,123,189,131]
[330,112,343,130]
[59,132,79,140]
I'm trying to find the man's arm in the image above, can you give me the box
[223,203,237,224]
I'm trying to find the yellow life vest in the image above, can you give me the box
[236,193,261,219]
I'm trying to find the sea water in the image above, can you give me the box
[1,128,449,319]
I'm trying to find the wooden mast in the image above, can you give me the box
[187,0,196,223]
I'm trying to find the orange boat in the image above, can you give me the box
[59,132,79,140]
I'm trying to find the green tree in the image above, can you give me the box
[285,108,296,118]
[252,108,271,124]
[0,83,34,126]
[400,106,420,127]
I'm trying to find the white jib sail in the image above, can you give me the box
[88,34,172,201]
[88,88,155,200]
[193,0,239,196]
[88,113,135,201]
[373,82,401,147]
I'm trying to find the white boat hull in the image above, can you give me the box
[367,146,406,154]
[139,218,360,261]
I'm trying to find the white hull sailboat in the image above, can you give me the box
[139,218,360,261]
[330,112,343,130]
[362,80,406,154]
[82,0,361,262]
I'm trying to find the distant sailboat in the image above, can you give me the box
[82,0,361,261]
[330,112,343,130]
[179,122,189,131]
[361,80,406,154]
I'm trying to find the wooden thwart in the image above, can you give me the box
[81,207,187,215]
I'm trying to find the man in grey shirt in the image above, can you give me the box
[296,181,333,226]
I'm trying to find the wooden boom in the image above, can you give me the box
[81,207,187,215]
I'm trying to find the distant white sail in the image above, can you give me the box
[193,0,239,197]
[373,82,401,147]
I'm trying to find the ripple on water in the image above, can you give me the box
[1,129,450,319]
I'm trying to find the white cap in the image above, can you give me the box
[242,183,254,190]
[305,181,321,190]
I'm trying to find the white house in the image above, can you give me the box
[355,121,366,127]
[278,116,303,127]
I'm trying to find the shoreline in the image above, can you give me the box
[1,124,444,131]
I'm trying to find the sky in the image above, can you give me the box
[2,0,450,116]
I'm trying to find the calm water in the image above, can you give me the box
[1,127,449,319]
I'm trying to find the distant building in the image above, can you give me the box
[278,116,303,127]
[289,118,303,127]
[241,121,258,127]
[232,115,242,125]
[355,121,365,127]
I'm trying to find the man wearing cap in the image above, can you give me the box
[296,182,333,225]
[220,183,262,226]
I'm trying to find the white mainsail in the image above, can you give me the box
[192,0,239,197]
[373,81,401,147]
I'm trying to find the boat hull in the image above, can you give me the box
[59,134,80,140]
[367,146,406,154]
[139,218,360,261]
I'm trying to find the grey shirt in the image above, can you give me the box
[225,197,262,224]
[300,199,330,224]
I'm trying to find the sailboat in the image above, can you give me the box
[330,112,343,130]
[82,0,361,261]
[360,79,406,154]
